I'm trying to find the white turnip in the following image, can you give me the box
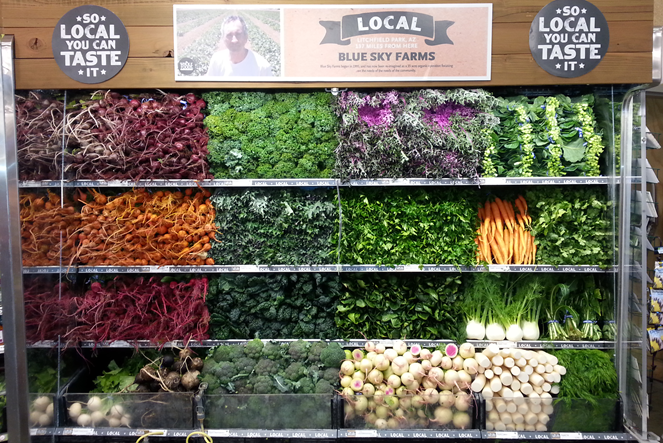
[393,340,408,355]
[439,390,455,408]
[391,356,409,376]
[433,407,453,425]
[453,411,471,429]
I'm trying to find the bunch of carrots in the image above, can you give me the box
[476,195,536,265]
[74,187,218,267]
[20,191,81,266]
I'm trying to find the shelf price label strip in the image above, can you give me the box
[483,431,633,440]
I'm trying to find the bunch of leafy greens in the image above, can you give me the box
[336,273,463,340]
[526,186,613,266]
[550,349,619,432]
[337,188,479,265]
[92,351,158,393]
[203,91,338,178]
[207,274,340,339]
[27,349,74,393]
[488,94,605,176]
[333,89,499,180]
[210,188,337,265]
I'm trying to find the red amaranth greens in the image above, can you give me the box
[65,276,210,345]
[65,91,212,180]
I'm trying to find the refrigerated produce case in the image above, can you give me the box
[0,0,660,442]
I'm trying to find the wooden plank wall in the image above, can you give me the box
[0,0,654,89]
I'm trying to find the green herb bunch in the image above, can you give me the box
[337,188,480,265]
[207,274,340,339]
[203,91,338,178]
[210,188,337,265]
[527,186,613,266]
[487,95,606,177]
[336,273,463,340]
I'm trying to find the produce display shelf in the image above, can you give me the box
[26,264,616,274]
[17,176,614,189]
[26,339,618,350]
[338,429,481,439]
[481,431,634,440]
[30,427,188,438]
[206,429,338,439]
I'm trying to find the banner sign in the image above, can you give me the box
[529,0,609,78]
[52,5,129,84]
[173,4,492,82]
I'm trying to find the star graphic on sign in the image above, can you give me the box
[581,8,587,13]
[101,16,106,21]
[579,63,585,69]
[78,70,84,75]
[555,63,561,69]
[76,16,82,21]
[101,69,107,75]
[556,8,562,13]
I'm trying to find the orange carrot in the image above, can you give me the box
[494,198,512,231]
[479,207,485,221]
[514,227,521,264]
[516,213,526,231]
[490,201,504,234]
[517,195,528,213]
[514,198,527,218]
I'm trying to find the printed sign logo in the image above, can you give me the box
[529,0,609,78]
[52,5,129,84]
[320,12,454,46]
[177,57,197,75]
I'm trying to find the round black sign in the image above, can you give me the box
[529,0,609,78]
[52,5,129,84]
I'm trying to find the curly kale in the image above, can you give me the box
[307,341,328,363]
[320,342,345,368]
[254,359,280,376]
[235,357,257,375]
[244,339,264,359]
[214,361,237,384]
[283,362,307,381]
[288,340,310,361]
[252,375,275,394]
[315,379,334,394]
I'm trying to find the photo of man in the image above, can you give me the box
[206,15,273,77]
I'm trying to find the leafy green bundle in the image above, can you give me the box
[337,188,479,265]
[527,187,613,266]
[487,95,605,177]
[207,274,340,339]
[337,273,463,340]
[210,188,337,265]
[203,91,338,178]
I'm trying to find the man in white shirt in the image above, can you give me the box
[206,15,273,77]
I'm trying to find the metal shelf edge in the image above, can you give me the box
[481,431,634,440]
[339,429,481,438]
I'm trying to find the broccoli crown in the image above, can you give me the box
[254,358,280,376]
[283,362,307,381]
[320,342,345,368]
[307,341,328,363]
[252,375,275,394]
[288,340,310,361]
[235,357,257,374]
[323,367,340,384]
[296,377,314,394]
[263,342,286,360]
[244,339,264,359]
[315,379,334,394]
[201,358,217,375]
[232,377,252,395]
[228,345,245,361]
[213,346,234,363]
[199,373,220,392]
[214,361,237,384]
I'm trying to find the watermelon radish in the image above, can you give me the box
[444,343,459,358]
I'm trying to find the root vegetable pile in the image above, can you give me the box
[75,187,217,266]
[477,196,536,265]
[30,395,55,427]
[472,344,565,432]
[341,341,474,430]
[16,92,65,180]
[20,191,81,266]
[65,91,211,180]
[24,277,77,343]
[64,277,210,344]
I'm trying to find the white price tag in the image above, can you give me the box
[558,433,583,439]
[208,430,230,437]
[489,265,510,272]
[497,341,516,348]
[71,428,94,436]
[495,432,519,439]
[354,430,379,437]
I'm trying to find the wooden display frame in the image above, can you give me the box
[0,0,654,89]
